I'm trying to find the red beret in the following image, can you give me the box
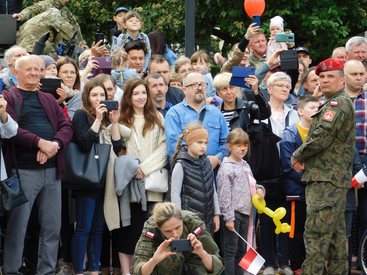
[315,58,344,76]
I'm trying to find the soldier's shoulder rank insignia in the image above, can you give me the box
[322,110,335,122]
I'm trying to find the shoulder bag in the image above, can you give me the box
[63,141,111,190]
[133,131,168,192]
[0,140,28,211]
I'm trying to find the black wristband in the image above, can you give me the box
[238,37,249,52]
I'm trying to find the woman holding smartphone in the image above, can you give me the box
[132,202,224,275]
[71,77,122,275]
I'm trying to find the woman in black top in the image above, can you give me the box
[71,77,122,275]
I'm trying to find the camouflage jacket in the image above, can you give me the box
[17,8,75,55]
[132,211,225,275]
[18,0,85,45]
[293,90,355,188]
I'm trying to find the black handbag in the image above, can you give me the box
[63,142,111,190]
[247,119,282,181]
[0,140,28,211]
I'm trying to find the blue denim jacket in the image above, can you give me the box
[165,100,229,160]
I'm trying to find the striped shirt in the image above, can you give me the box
[221,109,235,131]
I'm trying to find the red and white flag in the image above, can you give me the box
[233,229,265,275]
[238,246,265,275]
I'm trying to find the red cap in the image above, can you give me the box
[315,58,344,76]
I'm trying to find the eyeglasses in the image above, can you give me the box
[185,82,207,90]
[272,83,291,89]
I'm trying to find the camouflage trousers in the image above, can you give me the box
[301,181,348,275]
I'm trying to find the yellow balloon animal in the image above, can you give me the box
[252,194,292,234]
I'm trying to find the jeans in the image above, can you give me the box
[72,191,105,273]
[221,212,249,275]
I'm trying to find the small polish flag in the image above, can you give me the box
[145,231,154,239]
[238,246,265,275]
[193,227,203,236]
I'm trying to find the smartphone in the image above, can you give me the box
[95,32,105,45]
[100,100,119,111]
[171,239,193,252]
[0,78,3,95]
[40,78,61,99]
[280,50,299,71]
[276,33,295,43]
[91,57,112,77]
[252,15,261,27]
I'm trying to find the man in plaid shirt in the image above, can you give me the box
[344,59,367,246]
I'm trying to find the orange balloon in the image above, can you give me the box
[244,0,265,18]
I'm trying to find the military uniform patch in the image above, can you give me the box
[193,227,203,236]
[146,231,154,239]
[330,101,338,107]
[322,110,335,122]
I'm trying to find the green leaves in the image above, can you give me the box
[23,0,367,63]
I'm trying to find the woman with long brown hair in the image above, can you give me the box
[115,77,167,275]
[71,77,122,275]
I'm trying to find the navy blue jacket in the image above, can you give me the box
[279,123,305,200]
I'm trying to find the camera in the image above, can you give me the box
[171,239,193,252]
[100,100,119,111]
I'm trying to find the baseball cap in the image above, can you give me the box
[114,6,129,16]
[295,47,310,55]
[315,58,344,76]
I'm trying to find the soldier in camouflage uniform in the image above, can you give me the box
[291,58,355,275]
[132,202,224,275]
[13,0,86,55]
[16,8,76,56]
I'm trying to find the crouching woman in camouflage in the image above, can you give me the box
[132,202,225,275]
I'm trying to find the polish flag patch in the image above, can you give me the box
[146,231,154,239]
[238,246,265,274]
[193,227,203,236]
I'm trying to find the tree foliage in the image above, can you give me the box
[23,0,367,63]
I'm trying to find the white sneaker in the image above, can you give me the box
[263,266,275,275]
[278,266,294,275]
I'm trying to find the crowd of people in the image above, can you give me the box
[0,1,367,275]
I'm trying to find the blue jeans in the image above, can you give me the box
[72,191,105,273]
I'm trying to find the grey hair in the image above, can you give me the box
[182,72,202,87]
[4,45,27,65]
[14,55,38,71]
[266,71,292,88]
[345,36,367,52]
[332,47,346,58]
